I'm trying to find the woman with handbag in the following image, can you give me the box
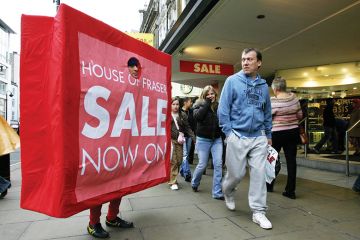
[268,77,303,199]
[170,97,195,190]
[191,86,224,200]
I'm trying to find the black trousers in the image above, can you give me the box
[0,154,10,181]
[270,128,299,193]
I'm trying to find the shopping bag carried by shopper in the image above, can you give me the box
[265,145,279,184]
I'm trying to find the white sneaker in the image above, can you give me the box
[252,213,272,229]
[170,184,179,190]
[224,195,235,211]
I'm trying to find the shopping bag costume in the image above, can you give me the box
[20,4,171,217]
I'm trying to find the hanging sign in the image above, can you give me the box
[180,60,234,76]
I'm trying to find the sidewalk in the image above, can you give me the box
[1,161,360,240]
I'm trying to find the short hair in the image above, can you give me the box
[271,77,287,92]
[127,57,139,67]
[242,48,262,61]
[182,97,191,103]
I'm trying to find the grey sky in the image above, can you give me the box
[0,0,149,51]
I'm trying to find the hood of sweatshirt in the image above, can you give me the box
[218,70,272,138]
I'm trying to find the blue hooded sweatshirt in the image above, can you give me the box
[218,70,272,139]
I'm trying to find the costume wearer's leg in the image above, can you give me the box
[191,138,211,188]
[266,131,282,191]
[282,129,298,194]
[180,137,192,178]
[247,136,268,213]
[107,198,121,221]
[222,132,248,197]
[0,154,10,181]
[169,141,183,185]
[89,205,102,225]
[211,137,223,198]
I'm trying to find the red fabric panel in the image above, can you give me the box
[20,4,171,218]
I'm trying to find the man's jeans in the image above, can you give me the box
[180,137,192,179]
[191,137,223,198]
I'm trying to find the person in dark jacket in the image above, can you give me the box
[313,98,339,153]
[191,86,224,200]
[180,97,196,182]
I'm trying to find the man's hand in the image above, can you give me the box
[267,139,272,146]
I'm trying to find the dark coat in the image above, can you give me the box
[180,107,196,134]
[323,104,336,127]
[193,99,222,139]
[171,112,195,141]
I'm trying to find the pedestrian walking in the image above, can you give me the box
[268,77,303,199]
[180,97,196,182]
[191,86,224,200]
[170,97,195,190]
[218,48,272,229]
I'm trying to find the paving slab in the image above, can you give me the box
[121,205,211,228]
[1,161,360,240]
[19,215,89,240]
[141,218,254,240]
[0,222,30,240]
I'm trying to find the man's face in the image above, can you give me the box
[241,51,261,77]
[129,65,139,79]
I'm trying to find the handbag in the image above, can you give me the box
[265,145,279,183]
[177,132,185,144]
[299,126,309,144]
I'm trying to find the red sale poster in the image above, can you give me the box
[20,4,171,217]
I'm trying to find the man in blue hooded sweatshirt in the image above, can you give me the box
[218,48,272,230]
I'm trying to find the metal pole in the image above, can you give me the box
[5,93,7,121]
[304,118,308,158]
[345,131,349,176]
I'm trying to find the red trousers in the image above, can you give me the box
[89,198,121,225]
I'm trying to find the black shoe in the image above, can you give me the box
[192,186,198,192]
[106,217,134,228]
[353,186,360,193]
[184,176,191,182]
[0,190,7,199]
[214,196,225,200]
[87,223,109,238]
[282,191,296,199]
